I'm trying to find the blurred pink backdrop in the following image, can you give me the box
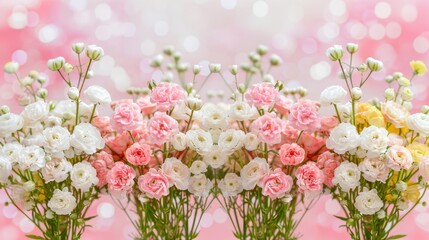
[1,0,429,239]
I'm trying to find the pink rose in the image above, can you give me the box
[136,96,157,115]
[250,113,283,145]
[148,112,179,145]
[138,168,169,200]
[111,100,143,132]
[91,116,113,136]
[288,100,321,133]
[386,145,413,170]
[279,143,306,165]
[261,168,293,200]
[245,82,279,108]
[150,82,186,112]
[106,162,136,193]
[125,142,152,166]
[274,95,293,115]
[295,162,324,192]
[90,151,114,187]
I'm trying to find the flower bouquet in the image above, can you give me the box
[0,43,110,239]
[322,43,429,239]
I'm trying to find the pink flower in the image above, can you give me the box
[295,162,324,192]
[279,143,306,165]
[275,95,293,115]
[111,100,143,132]
[138,168,169,200]
[319,116,339,133]
[288,100,321,133]
[104,131,132,157]
[90,151,114,187]
[245,82,279,108]
[298,133,326,159]
[150,82,186,112]
[148,112,179,145]
[386,145,413,170]
[106,162,136,193]
[91,116,112,136]
[136,96,157,115]
[316,151,337,168]
[130,123,149,143]
[322,159,340,187]
[261,168,293,200]
[250,113,283,145]
[281,123,300,143]
[125,142,152,166]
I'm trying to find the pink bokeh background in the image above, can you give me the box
[1,0,429,239]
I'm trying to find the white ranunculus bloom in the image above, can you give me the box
[359,126,389,157]
[359,158,389,183]
[201,104,228,130]
[385,145,413,171]
[84,85,112,105]
[406,113,429,137]
[218,129,245,154]
[186,129,213,155]
[48,188,77,215]
[0,155,12,183]
[0,142,23,163]
[21,101,49,127]
[203,145,228,168]
[171,132,188,151]
[244,133,260,151]
[190,160,208,175]
[188,174,213,197]
[240,158,270,190]
[228,101,258,121]
[171,102,191,120]
[319,85,347,106]
[381,101,409,128]
[419,158,429,183]
[42,159,73,183]
[53,100,93,125]
[332,161,360,191]
[219,173,243,197]
[0,113,24,137]
[43,126,71,157]
[160,158,190,190]
[355,188,383,215]
[18,145,46,171]
[70,161,99,191]
[326,123,360,154]
[23,133,45,147]
[70,123,105,155]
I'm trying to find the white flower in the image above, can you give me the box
[22,133,44,147]
[219,173,243,197]
[203,145,228,168]
[240,158,270,190]
[70,123,105,155]
[42,159,73,183]
[188,174,213,197]
[48,189,77,215]
[53,100,93,125]
[160,158,190,190]
[228,101,258,121]
[171,102,192,120]
[351,87,362,100]
[346,43,359,54]
[332,161,361,191]
[72,42,85,54]
[21,101,49,127]
[244,133,259,151]
[18,145,46,171]
[43,126,71,157]
[0,142,23,163]
[337,102,352,123]
[67,87,80,100]
[326,45,344,61]
[190,160,207,175]
[326,123,360,154]
[0,155,12,183]
[359,158,389,183]
[23,181,36,192]
[186,129,213,155]
[406,113,429,137]
[3,61,19,74]
[366,57,383,71]
[70,161,99,191]
[201,104,228,130]
[355,189,383,215]
[0,113,24,137]
[319,85,347,106]
[385,145,413,170]
[86,45,104,61]
[172,132,188,151]
[359,126,389,157]
[84,85,111,105]
[381,101,409,128]
[419,158,429,183]
[47,57,65,71]
[218,129,245,154]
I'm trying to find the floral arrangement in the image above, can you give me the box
[0,43,110,239]
[322,43,429,240]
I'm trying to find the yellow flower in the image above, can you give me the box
[407,142,429,163]
[38,194,46,202]
[410,60,427,76]
[403,183,420,203]
[356,103,385,128]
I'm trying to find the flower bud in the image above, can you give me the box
[72,42,85,54]
[238,83,246,94]
[150,54,164,68]
[385,75,394,84]
[357,63,368,72]
[20,76,34,86]
[186,97,203,111]
[207,90,215,99]
[410,60,427,76]
[256,44,268,55]
[392,72,403,80]
[421,105,429,114]
[398,77,410,86]
[141,87,150,95]
[37,76,47,84]
[326,45,344,61]
[28,70,39,79]
[172,51,181,62]
[269,54,282,66]
[86,45,104,61]
[400,87,414,101]
[47,57,65,71]
[395,181,408,192]
[384,88,395,100]
[193,65,202,75]
[403,101,412,111]
[346,43,359,54]
[162,72,174,82]
[86,70,94,79]
[249,52,261,63]
[68,87,80,100]
[377,210,386,219]
[177,63,189,73]
[163,46,175,56]
[0,105,10,115]
[230,65,238,75]
[45,210,54,219]
[351,87,362,100]
[366,57,383,71]
[3,61,19,74]
[63,63,74,74]
[23,181,36,192]
[209,63,221,73]
[37,88,48,99]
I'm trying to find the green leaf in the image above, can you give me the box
[334,215,348,221]
[25,235,45,240]
[387,235,406,240]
